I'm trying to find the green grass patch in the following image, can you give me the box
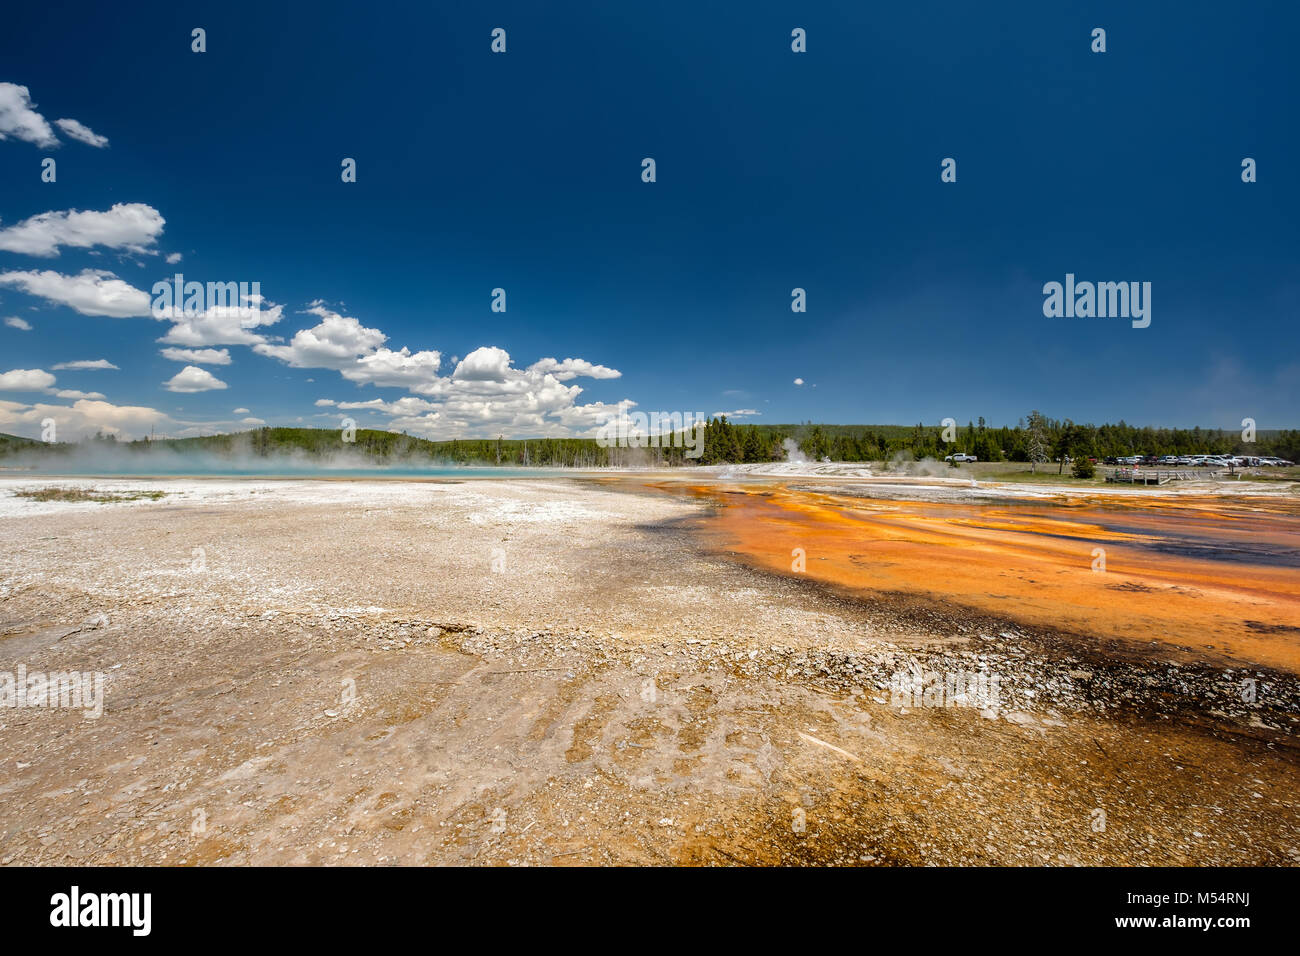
[15,487,168,503]
[962,462,1106,485]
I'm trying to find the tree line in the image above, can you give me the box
[767,417,1298,465]
[3,418,1296,467]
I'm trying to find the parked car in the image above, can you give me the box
[944,453,978,463]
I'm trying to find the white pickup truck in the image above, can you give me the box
[944,453,978,463]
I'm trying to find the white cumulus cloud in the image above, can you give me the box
[527,357,621,381]
[0,84,106,150]
[0,368,57,392]
[53,117,108,148]
[248,302,631,439]
[452,346,513,382]
[156,300,282,346]
[344,346,442,388]
[0,269,152,317]
[0,398,169,440]
[51,358,118,370]
[0,203,163,257]
[163,365,228,393]
[252,305,386,369]
[160,347,231,365]
[0,83,58,148]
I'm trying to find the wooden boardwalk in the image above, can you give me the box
[1106,467,1220,485]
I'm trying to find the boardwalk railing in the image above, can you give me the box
[1106,468,1222,484]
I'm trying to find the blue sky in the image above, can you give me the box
[0,0,1295,440]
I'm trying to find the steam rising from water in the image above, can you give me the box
[0,440,539,478]
[886,452,948,477]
